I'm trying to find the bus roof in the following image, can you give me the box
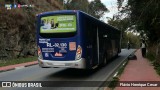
[38,10,77,16]
[38,10,120,32]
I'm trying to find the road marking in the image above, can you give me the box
[15,66,25,70]
[113,71,118,77]
[123,62,127,66]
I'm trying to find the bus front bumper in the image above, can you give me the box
[38,58,86,69]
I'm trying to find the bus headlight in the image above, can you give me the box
[38,46,43,60]
[75,45,82,60]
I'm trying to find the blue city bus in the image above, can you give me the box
[36,10,121,69]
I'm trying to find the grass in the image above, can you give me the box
[117,61,128,75]
[108,77,119,89]
[108,61,128,89]
[146,52,160,76]
[156,66,160,75]
[146,52,155,61]
[0,56,37,67]
[152,61,160,75]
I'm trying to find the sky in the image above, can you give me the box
[101,0,118,18]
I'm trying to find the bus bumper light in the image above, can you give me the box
[75,45,82,60]
[38,59,44,67]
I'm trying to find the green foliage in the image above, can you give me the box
[0,0,63,59]
[153,60,160,75]
[126,32,140,48]
[108,61,128,89]
[65,0,90,12]
[153,61,160,68]
[146,44,157,61]
[118,62,127,75]
[108,77,119,88]
[107,16,141,49]
[156,66,160,75]
[65,0,108,19]
[146,44,160,76]
[118,31,140,48]
[88,0,109,19]
[152,61,160,75]
[117,0,160,43]
[0,56,37,67]
[108,17,130,32]
[146,52,156,61]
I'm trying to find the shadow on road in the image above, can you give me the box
[46,68,99,79]
[45,56,120,80]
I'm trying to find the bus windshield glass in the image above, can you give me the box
[40,15,77,33]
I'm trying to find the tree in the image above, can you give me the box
[107,16,140,48]
[65,0,108,19]
[117,0,160,43]
[65,0,90,12]
[88,0,109,19]
[116,0,160,64]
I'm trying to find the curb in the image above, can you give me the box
[0,68,15,73]
[0,61,38,73]
[25,62,39,67]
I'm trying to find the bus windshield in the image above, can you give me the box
[40,15,77,34]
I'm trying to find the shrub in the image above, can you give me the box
[108,77,119,88]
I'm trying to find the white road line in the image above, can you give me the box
[113,71,118,77]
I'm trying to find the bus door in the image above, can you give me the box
[98,27,108,63]
[90,24,99,67]
[86,21,98,68]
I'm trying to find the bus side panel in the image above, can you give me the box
[78,12,92,69]
[78,11,121,69]
[98,26,108,64]
[90,23,99,67]
[98,26,120,64]
[81,14,99,69]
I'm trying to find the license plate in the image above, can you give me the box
[54,63,65,66]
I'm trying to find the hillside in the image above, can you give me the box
[0,0,63,59]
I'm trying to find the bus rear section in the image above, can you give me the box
[37,11,86,69]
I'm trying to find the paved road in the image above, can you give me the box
[0,49,135,90]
